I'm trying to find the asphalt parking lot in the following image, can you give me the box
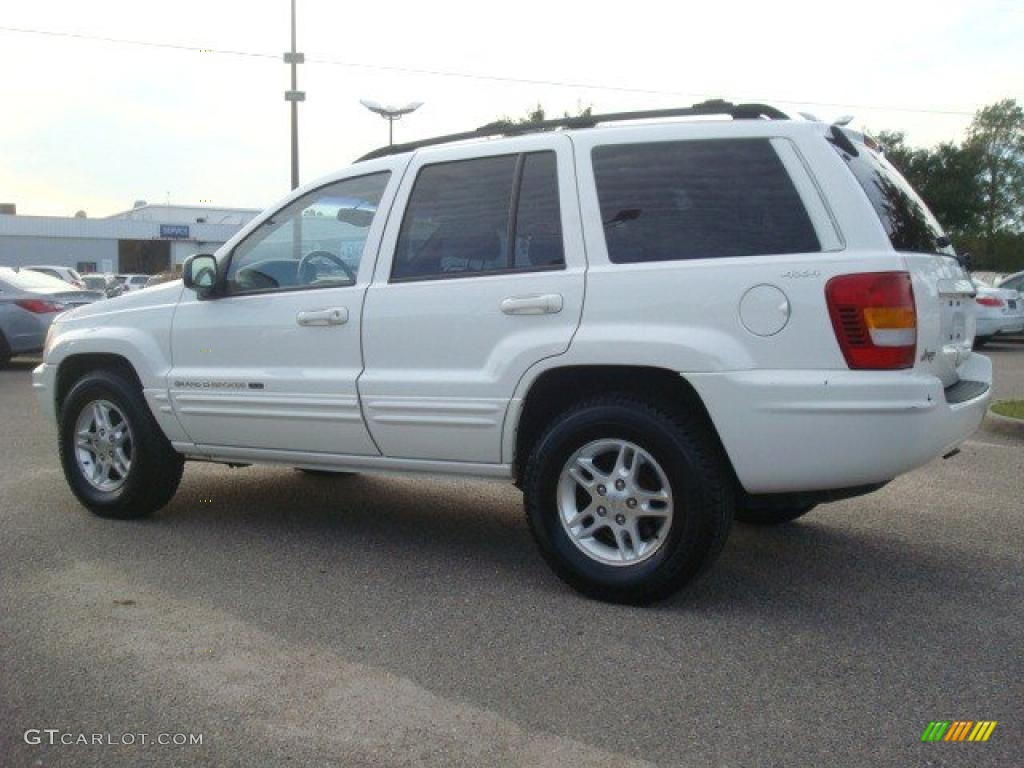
[2,344,1022,767]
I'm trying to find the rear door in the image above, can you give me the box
[360,135,585,463]
[829,131,975,386]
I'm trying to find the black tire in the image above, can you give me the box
[735,502,817,525]
[973,336,991,350]
[59,369,184,519]
[0,331,11,368]
[523,395,734,604]
[295,468,357,478]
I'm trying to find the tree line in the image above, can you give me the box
[875,98,1023,271]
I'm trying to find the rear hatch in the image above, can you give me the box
[829,129,975,387]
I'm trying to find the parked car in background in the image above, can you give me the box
[115,274,151,293]
[81,274,123,299]
[996,269,1024,294]
[24,265,86,289]
[970,271,1006,287]
[145,271,181,289]
[972,278,1024,347]
[34,101,993,603]
[0,267,102,366]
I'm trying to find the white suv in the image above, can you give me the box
[33,101,991,603]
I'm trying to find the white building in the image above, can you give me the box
[0,202,261,275]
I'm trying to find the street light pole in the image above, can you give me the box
[284,0,306,190]
[360,100,424,146]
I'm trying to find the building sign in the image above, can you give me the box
[160,224,190,239]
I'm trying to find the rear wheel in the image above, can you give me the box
[59,369,184,519]
[0,331,11,367]
[523,396,733,604]
[973,336,991,349]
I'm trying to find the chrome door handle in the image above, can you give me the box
[296,307,348,326]
[500,293,563,315]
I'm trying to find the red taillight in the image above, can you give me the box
[976,296,1004,308]
[825,271,917,370]
[15,298,65,314]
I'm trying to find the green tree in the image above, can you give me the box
[875,130,984,238]
[875,130,923,177]
[966,98,1024,256]
[498,102,593,127]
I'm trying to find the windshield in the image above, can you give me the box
[0,267,75,292]
[829,130,951,255]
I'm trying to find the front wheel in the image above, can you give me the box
[59,369,184,519]
[973,336,991,350]
[523,396,734,604]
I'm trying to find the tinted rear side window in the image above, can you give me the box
[393,155,515,280]
[513,152,564,269]
[392,151,563,280]
[829,134,948,254]
[592,139,819,263]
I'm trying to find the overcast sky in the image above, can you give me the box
[1,0,1021,217]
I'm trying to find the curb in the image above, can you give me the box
[982,408,1024,442]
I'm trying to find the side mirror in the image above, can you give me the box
[182,254,219,298]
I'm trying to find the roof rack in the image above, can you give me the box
[356,99,790,162]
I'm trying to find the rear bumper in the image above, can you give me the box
[688,354,992,494]
[32,363,58,425]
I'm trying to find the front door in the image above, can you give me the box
[169,167,401,455]
[360,135,586,463]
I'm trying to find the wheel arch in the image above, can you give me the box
[55,353,143,412]
[506,364,738,487]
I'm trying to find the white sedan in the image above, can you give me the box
[973,278,1024,348]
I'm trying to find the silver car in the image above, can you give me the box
[0,267,103,366]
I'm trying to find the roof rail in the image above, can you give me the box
[356,99,789,162]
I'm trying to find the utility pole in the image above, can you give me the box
[283,0,305,190]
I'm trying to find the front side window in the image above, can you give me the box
[226,172,390,294]
[392,152,563,281]
[592,139,820,263]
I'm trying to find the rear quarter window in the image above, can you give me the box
[591,139,820,263]
[829,132,949,254]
